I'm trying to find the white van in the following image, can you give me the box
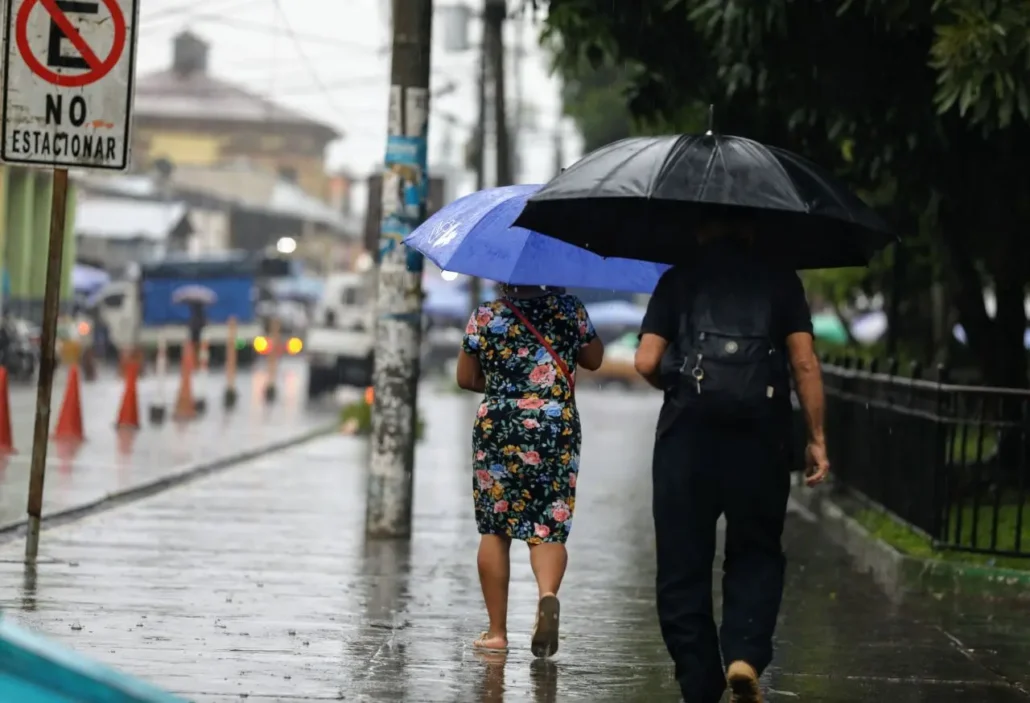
[305,271,376,397]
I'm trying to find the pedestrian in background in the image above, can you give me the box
[633,216,830,703]
[456,283,604,657]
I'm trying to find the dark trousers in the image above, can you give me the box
[652,411,791,703]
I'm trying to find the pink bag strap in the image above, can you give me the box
[502,299,574,394]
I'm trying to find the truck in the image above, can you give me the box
[305,270,376,397]
[305,268,485,398]
[90,251,286,365]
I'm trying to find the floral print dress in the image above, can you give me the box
[462,293,598,544]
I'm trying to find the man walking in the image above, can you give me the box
[633,218,829,703]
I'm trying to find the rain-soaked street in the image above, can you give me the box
[0,359,336,530]
[1,385,1029,701]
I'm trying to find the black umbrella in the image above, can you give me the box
[513,133,898,270]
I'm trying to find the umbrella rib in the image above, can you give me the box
[587,138,672,198]
[693,136,722,201]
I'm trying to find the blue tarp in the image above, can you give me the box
[141,277,255,326]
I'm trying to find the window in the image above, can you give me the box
[103,292,126,308]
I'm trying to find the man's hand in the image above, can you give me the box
[804,441,830,487]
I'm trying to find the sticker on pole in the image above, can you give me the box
[0,0,139,170]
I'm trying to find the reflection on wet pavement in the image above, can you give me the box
[0,387,1027,701]
[0,360,336,530]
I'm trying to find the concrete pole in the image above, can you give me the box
[366,0,434,538]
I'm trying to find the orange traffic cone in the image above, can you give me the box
[116,359,141,429]
[0,367,14,454]
[52,364,85,443]
[173,343,197,421]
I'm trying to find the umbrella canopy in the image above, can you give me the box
[72,264,109,295]
[514,134,897,270]
[811,312,849,344]
[404,184,669,294]
[954,324,1030,351]
[585,300,648,328]
[171,284,218,305]
[423,285,492,321]
[850,311,888,344]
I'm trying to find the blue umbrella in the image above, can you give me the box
[423,286,475,320]
[72,264,109,295]
[404,184,669,293]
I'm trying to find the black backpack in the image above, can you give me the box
[669,261,788,420]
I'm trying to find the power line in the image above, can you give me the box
[142,0,262,25]
[141,11,382,53]
[268,0,346,115]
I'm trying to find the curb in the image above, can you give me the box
[791,481,1030,601]
[0,423,338,543]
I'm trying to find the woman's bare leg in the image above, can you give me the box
[528,543,567,657]
[528,543,568,598]
[477,534,512,648]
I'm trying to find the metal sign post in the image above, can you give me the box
[1,0,140,560]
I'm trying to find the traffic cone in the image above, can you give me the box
[52,364,85,443]
[115,359,141,429]
[0,367,14,454]
[173,343,197,421]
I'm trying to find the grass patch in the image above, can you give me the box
[854,504,1030,572]
[949,426,999,464]
[339,399,425,440]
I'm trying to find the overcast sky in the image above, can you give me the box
[135,0,582,200]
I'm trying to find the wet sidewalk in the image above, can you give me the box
[0,388,1028,701]
[0,359,339,530]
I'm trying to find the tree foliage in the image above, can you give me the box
[531,0,1030,385]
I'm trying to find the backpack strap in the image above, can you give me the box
[502,299,575,394]
[676,273,698,375]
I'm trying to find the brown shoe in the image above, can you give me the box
[727,661,762,702]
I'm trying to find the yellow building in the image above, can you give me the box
[131,32,339,200]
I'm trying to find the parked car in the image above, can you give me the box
[581,332,646,388]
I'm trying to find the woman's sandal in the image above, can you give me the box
[473,631,509,653]
[530,594,560,658]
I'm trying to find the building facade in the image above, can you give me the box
[131,32,339,200]
[0,166,77,318]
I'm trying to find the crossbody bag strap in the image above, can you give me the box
[501,299,575,394]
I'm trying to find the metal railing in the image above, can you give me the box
[819,357,1030,559]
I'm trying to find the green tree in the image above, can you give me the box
[533,0,1030,387]
[556,59,635,153]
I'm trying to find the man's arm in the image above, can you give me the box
[780,272,829,485]
[635,269,678,390]
[635,334,668,390]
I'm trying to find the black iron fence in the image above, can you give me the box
[819,357,1030,559]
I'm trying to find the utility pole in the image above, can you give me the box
[468,49,486,313]
[485,0,512,188]
[366,0,434,538]
[467,0,508,314]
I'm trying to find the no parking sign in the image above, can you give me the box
[0,0,139,170]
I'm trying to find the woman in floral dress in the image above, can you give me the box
[456,284,604,658]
